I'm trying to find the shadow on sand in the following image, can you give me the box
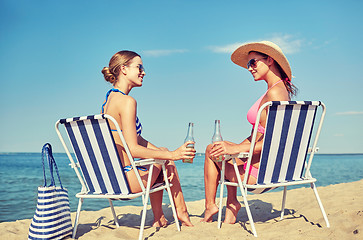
[73,203,180,239]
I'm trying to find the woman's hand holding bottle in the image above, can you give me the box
[182,122,195,163]
[210,141,239,160]
[171,141,196,161]
[211,120,223,162]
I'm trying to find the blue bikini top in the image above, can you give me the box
[101,88,142,136]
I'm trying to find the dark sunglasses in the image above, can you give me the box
[125,64,145,73]
[247,57,267,69]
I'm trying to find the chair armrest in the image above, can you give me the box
[224,152,249,160]
[134,158,166,166]
[308,147,319,153]
[69,162,80,168]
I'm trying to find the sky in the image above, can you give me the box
[1,0,362,154]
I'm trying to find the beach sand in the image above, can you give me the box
[1,180,362,240]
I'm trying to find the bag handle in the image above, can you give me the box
[42,143,64,189]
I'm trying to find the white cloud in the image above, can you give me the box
[207,42,249,53]
[208,34,303,54]
[268,34,303,54]
[335,111,363,115]
[142,49,188,57]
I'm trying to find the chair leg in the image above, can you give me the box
[217,160,225,229]
[310,183,330,228]
[162,164,181,232]
[239,185,257,237]
[72,198,84,239]
[280,186,287,220]
[109,199,119,228]
[232,159,257,237]
[138,165,154,240]
[142,195,145,205]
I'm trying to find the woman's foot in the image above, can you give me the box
[152,215,169,227]
[201,204,219,222]
[223,200,241,224]
[177,210,194,227]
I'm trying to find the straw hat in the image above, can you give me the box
[231,41,292,81]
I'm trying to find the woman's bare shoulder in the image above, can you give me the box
[107,93,137,116]
[112,93,137,106]
[265,85,289,101]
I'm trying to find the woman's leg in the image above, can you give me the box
[201,149,242,224]
[127,162,193,227]
[224,185,241,224]
[223,160,242,224]
[164,160,193,226]
[223,158,258,224]
[201,144,221,222]
[126,164,169,226]
[149,172,168,227]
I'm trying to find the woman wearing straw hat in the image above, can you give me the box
[202,41,298,224]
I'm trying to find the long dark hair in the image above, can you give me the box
[250,51,298,98]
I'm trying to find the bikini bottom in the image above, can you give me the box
[123,165,148,173]
[243,163,259,178]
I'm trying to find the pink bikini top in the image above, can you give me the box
[247,80,283,134]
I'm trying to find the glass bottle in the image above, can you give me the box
[212,120,223,162]
[183,122,195,163]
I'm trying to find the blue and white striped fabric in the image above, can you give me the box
[28,186,72,240]
[218,101,329,235]
[60,115,131,195]
[28,143,72,240]
[135,116,142,136]
[256,101,320,185]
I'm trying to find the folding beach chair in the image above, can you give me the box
[218,101,330,237]
[55,114,180,240]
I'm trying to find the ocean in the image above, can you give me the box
[0,152,362,223]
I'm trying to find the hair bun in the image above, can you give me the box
[102,66,116,84]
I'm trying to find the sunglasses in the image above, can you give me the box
[125,64,145,73]
[247,57,267,69]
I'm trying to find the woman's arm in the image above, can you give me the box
[118,96,194,160]
[137,135,161,150]
[209,133,264,158]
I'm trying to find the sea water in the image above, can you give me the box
[0,152,362,222]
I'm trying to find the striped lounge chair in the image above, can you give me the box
[55,114,180,240]
[218,101,330,237]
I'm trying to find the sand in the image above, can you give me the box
[1,179,362,240]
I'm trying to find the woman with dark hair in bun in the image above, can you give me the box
[202,41,298,224]
[101,50,194,227]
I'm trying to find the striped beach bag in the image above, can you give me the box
[28,143,72,240]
